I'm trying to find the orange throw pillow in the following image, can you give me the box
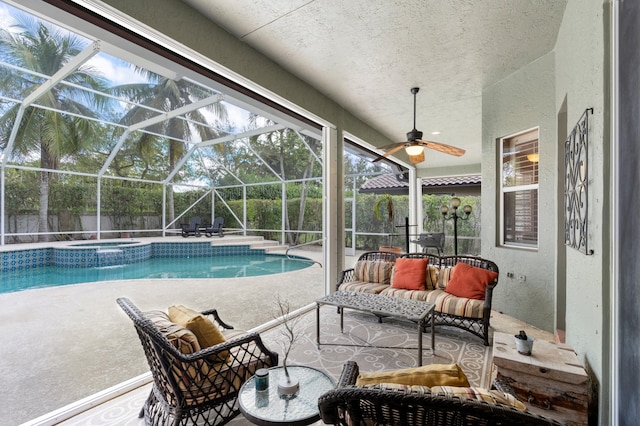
[391,258,428,290]
[444,262,498,300]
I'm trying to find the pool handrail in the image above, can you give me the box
[286,239,323,268]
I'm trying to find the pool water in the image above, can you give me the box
[1,254,312,294]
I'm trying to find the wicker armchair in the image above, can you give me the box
[318,361,565,426]
[117,297,278,426]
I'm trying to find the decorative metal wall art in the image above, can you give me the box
[564,108,594,255]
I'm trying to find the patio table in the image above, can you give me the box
[316,290,435,365]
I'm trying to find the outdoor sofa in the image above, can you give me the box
[337,251,499,345]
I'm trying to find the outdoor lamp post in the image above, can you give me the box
[441,197,472,256]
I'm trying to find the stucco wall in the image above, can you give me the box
[555,0,609,419]
[484,0,610,421]
[555,0,610,422]
[481,51,557,332]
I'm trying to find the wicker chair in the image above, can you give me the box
[318,361,565,426]
[117,297,278,426]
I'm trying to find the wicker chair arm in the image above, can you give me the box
[484,282,497,307]
[177,331,278,365]
[200,308,234,330]
[336,268,355,289]
[337,360,360,387]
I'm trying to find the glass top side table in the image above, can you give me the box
[238,365,335,425]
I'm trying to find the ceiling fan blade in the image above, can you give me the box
[377,141,406,150]
[372,144,406,162]
[419,140,466,157]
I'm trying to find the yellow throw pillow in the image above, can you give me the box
[168,304,228,362]
[355,363,470,387]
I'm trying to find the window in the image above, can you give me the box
[500,128,539,248]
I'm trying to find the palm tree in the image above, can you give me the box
[111,71,227,227]
[0,14,108,241]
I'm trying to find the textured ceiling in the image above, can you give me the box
[183,0,567,171]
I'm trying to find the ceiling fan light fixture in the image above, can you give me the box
[405,145,424,156]
[370,87,465,164]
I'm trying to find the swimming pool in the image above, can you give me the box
[1,243,314,294]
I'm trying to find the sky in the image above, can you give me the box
[0,2,147,86]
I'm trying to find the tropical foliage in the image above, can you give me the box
[0,15,109,240]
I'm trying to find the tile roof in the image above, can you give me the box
[359,174,481,193]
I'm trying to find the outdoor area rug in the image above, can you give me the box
[261,305,494,388]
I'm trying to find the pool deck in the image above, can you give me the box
[0,235,328,426]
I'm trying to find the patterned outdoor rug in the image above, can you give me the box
[261,305,493,388]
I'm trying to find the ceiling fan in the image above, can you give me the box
[372,87,465,164]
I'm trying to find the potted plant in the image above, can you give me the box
[514,330,534,355]
[373,194,402,253]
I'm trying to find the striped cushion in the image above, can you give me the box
[437,266,455,290]
[430,386,527,410]
[363,383,431,394]
[354,260,394,284]
[380,287,431,301]
[424,289,485,319]
[341,280,389,294]
[146,310,204,392]
[425,264,439,291]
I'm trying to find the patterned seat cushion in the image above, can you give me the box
[379,286,432,301]
[379,287,484,319]
[429,386,527,410]
[341,280,389,294]
[358,384,526,410]
[424,289,485,319]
